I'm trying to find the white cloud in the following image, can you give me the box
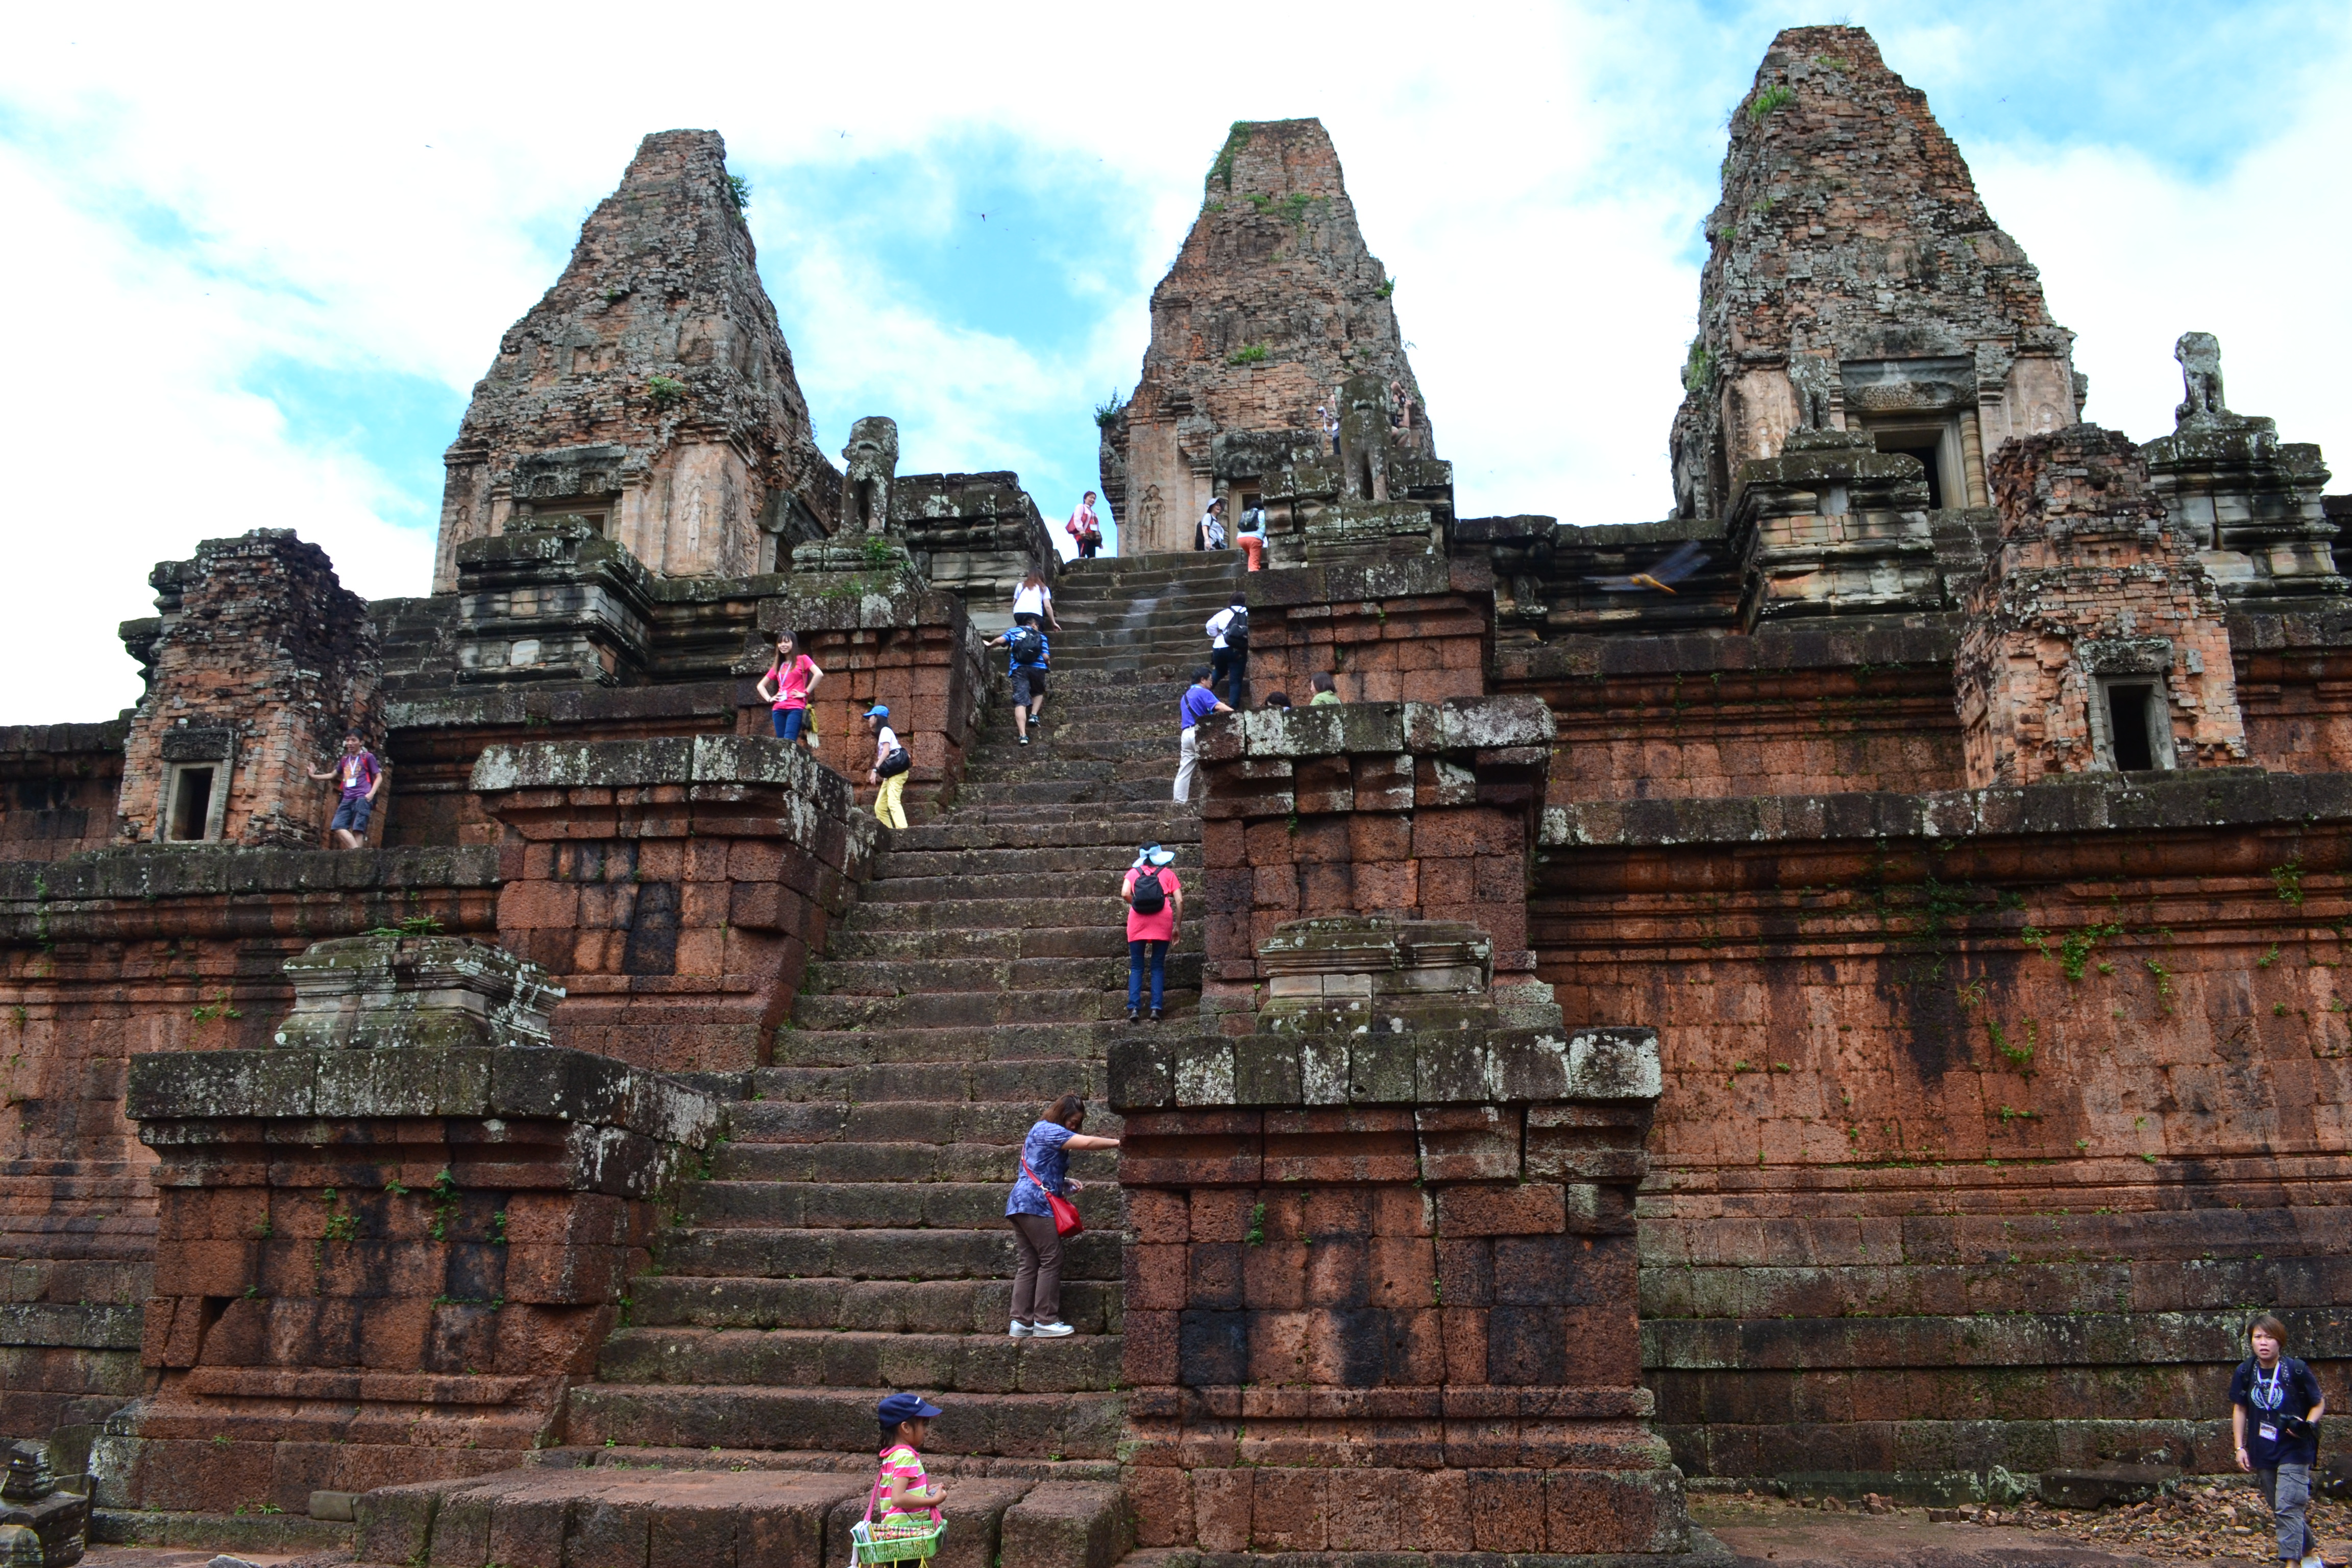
[1,3,2345,721]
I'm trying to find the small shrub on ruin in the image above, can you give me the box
[1228,344,1271,366]
[647,374,685,410]
[1377,276,1396,299]
[1749,84,1795,120]
[725,174,751,211]
[1093,391,1126,429]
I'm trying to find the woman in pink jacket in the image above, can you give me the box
[1065,493,1103,559]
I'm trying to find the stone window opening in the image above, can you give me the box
[2093,677,2177,773]
[1854,415,1962,509]
[162,762,223,842]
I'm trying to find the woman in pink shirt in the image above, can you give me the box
[1121,844,1182,1023]
[1066,492,1103,559]
[755,628,823,747]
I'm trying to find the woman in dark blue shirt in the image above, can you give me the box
[1004,1094,1119,1339]
[2230,1312,2326,1567]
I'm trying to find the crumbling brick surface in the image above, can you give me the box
[0,722,125,863]
[1954,424,2247,787]
[1670,25,2077,522]
[115,530,381,849]
[1535,773,2352,1480]
[1106,119,1429,554]
[433,130,841,589]
[1243,556,1491,707]
[473,736,877,1073]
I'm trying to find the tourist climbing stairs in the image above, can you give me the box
[544,552,1247,1565]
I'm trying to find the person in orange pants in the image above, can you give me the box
[1236,504,1265,570]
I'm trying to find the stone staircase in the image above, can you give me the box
[534,551,1247,1564]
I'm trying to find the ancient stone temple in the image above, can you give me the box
[1102,118,1432,556]
[0,24,2346,1568]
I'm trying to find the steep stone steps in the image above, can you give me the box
[571,549,1240,1474]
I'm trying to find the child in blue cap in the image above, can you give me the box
[872,1392,946,1529]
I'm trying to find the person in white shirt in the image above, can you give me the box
[1012,571,1060,631]
[865,705,910,830]
[1194,499,1228,552]
[1206,593,1248,710]
[1065,493,1103,559]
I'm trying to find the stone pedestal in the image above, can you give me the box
[1191,699,1554,1034]
[1243,555,1492,706]
[2143,418,2341,609]
[1727,428,1940,630]
[105,933,718,1516]
[473,736,878,1073]
[1109,917,1698,1557]
[448,520,655,687]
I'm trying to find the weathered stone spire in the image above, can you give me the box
[1103,118,1430,555]
[434,130,841,589]
[1670,27,2080,521]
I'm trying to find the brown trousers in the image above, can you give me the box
[1008,1212,1063,1325]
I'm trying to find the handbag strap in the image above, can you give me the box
[1019,1155,1052,1196]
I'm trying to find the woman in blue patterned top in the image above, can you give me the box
[1004,1094,1119,1339]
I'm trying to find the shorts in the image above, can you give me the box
[772,706,807,741]
[1011,667,1046,706]
[331,795,372,834]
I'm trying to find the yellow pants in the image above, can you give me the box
[875,771,908,830]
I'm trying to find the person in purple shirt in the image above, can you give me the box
[1172,666,1232,804]
[1004,1094,1120,1338]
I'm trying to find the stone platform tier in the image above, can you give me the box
[564,552,1245,1470]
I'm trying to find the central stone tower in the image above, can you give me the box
[1104,118,1432,555]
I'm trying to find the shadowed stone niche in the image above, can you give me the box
[104,932,719,1515]
[1109,918,1712,1560]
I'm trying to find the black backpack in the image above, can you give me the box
[1130,868,1167,915]
[1009,626,1045,666]
[876,746,912,778]
[1222,606,1250,650]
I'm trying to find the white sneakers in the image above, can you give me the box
[1010,1320,1075,1339]
[1008,1321,1031,1338]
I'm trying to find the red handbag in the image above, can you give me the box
[1020,1156,1084,1239]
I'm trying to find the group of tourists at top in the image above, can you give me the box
[754,628,912,830]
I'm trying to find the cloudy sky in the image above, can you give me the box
[2,2,2344,722]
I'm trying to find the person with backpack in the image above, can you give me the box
[754,628,823,745]
[2231,1312,2328,1568]
[1004,1094,1120,1338]
[985,623,1050,745]
[1122,843,1182,1023]
[1194,498,1228,552]
[865,704,912,831]
[1235,503,1266,571]
[1206,594,1249,709]
[1172,666,1232,803]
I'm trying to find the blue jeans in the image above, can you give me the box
[771,707,806,741]
[1128,940,1167,1011]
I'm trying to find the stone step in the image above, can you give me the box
[791,987,1192,1031]
[597,1326,1125,1393]
[750,1058,1115,1105]
[566,1383,1124,1460]
[889,818,1201,852]
[630,1273,1121,1335]
[820,926,1143,962]
[859,843,1199,879]
[684,1177,1122,1231]
[773,1019,1142,1067]
[829,895,1130,928]
[711,1133,1114,1186]
[654,1224,1121,1283]
[354,1457,1131,1568]
[801,952,1204,997]
[726,1099,1130,1148]
[857,873,1167,905]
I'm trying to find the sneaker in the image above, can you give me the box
[1018,734,1030,746]
[1029,1321,1076,1339]
[1149,1007,1164,1023]
[1008,1321,1034,1338]
[1126,1007,1139,1024]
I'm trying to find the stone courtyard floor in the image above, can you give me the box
[1698,1485,2352,1566]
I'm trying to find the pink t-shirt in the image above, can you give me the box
[875,1442,932,1525]
[1124,867,1180,942]
[771,654,815,711]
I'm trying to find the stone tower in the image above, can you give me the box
[1104,118,1430,555]
[1669,26,2081,522]
[433,130,842,590]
